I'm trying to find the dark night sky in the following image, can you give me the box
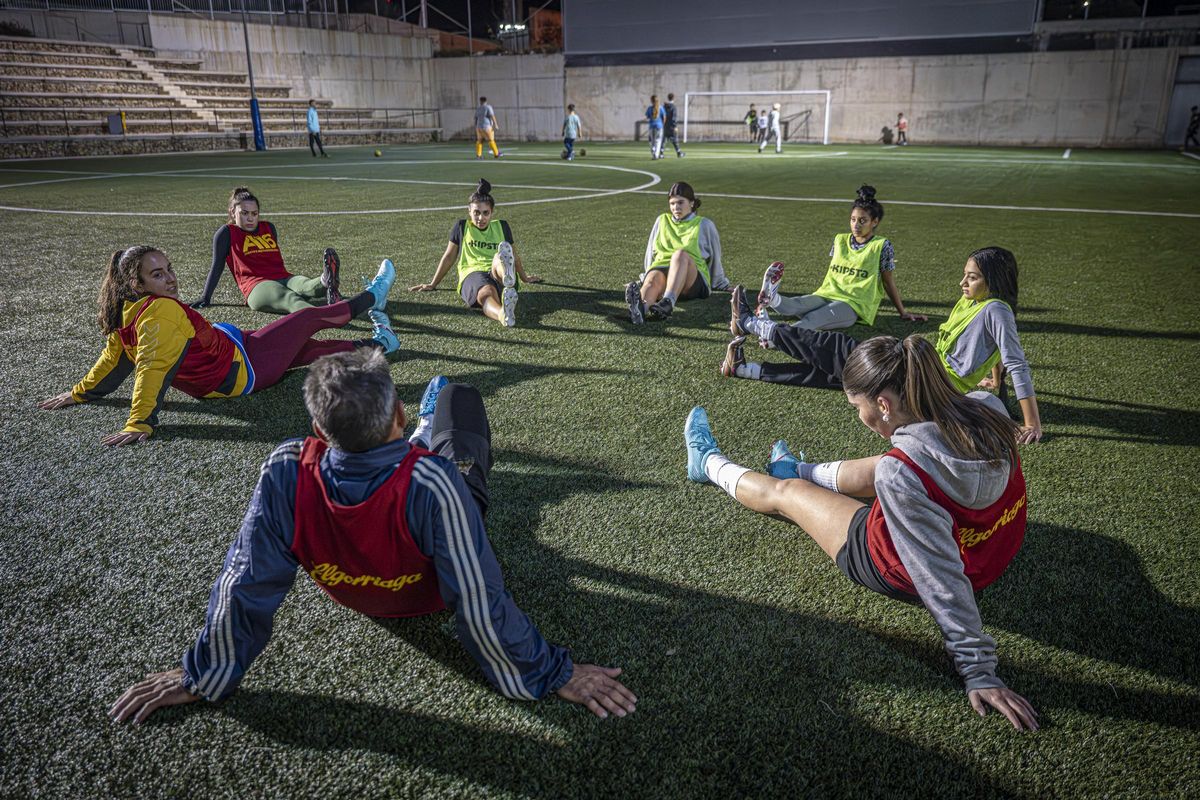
[361,0,561,38]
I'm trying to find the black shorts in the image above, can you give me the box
[459,271,502,308]
[645,266,711,300]
[836,507,921,604]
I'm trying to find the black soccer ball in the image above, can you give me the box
[560,149,569,160]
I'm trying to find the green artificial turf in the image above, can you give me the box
[1,142,1197,799]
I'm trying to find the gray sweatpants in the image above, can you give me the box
[771,294,858,330]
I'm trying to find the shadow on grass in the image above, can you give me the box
[1034,392,1199,447]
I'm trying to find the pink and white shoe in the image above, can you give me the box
[757,261,785,316]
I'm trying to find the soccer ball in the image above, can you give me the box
[579,148,587,157]
[560,149,569,160]
[374,149,382,157]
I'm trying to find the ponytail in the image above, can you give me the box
[469,177,495,209]
[852,184,884,221]
[227,186,259,223]
[843,335,1018,464]
[97,245,158,334]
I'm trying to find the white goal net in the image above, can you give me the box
[682,91,832,145]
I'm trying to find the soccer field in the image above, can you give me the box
[2,141,1197,798]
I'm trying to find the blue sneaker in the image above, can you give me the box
[364,258,395,312]
[767,439,805,480]
[684,406,721,483]
[368,309,399,354]
[419,375,448,418]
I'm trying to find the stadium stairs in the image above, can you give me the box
[0,34,440,159]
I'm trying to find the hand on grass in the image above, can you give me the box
[109,667,200,725]
[968,687,1039,731]
[38,392,79,410]
[1017,425,1043,445]
[900,311,928,322]
[522,274,543,284]
[976,377,998,391]
[556,664,637,719]
[409,283,437,292]
[101,430,149,447]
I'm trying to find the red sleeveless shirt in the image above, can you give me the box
[227,222,290,298]
[118,296,236,398]
[291,438,446,618]
[866,448,1027,596]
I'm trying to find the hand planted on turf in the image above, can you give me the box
[1017,425,1043,445]
[110,667,200,725]
[522,274,543,284]
[976,377,998,391]
[900,311,928,323]
[968,687,1039,731]
[408,282,437,292]
[556,664,637,719]
[38,392,79,410]
[101,430,149,447]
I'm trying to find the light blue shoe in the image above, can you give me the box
[419,375,448,418]
[685,406,721,483]
[368,309,399,354]
[767,439,805,480]
[364,258,395,312]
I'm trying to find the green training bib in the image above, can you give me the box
[935,295,1008,393]
[814,234,887,325]
[649,213,711,286]
[456,220,507,290]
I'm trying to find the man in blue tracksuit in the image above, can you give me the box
[306,99,327,158]
[109,350,637,724]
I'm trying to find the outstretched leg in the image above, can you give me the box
[426,382,492,516]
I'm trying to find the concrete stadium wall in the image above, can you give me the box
[146,16,436,111]
[434,54,565,141]
[565,48,1192,148]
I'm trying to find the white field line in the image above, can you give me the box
[1063,148,1072,159]
[1181,151,1200,162]
[145,171,608,193]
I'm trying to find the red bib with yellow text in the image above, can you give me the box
[227,222,290,298]
[291,437,446,618]
[118,296,235,398]
[866,448,1026,596]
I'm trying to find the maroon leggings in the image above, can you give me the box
[241,299,357,391]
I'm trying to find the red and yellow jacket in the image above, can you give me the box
[71,296,251,435]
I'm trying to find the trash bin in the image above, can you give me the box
[106,113,123,135]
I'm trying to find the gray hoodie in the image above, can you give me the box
[873,391,1016,692]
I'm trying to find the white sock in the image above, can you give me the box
[704,453,750,498]
[663,291,677,307]
[409,417,432,449]
[799,461,841,493]
[735,361,762,380]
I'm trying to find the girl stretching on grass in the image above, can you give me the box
[39,246,398,446]
[624,181,730,324]
[408,179,540,328]
[724,246,1043,443]
[755,185,925,330]
[191,187,341,315]
[686,335,1038,731]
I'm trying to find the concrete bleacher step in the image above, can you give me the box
[2,106,204,122]
[0,76,166,95]
[0,63,146,79]
[0,50,130,67]
[161,70,247,85]
[0,34,152,57]
[144,58,203,70]
[4,119,214,135]
[1,92,185,109]
[115,47,232,134]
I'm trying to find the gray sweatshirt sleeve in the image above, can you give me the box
[946,303,1035,401]
[699,217,729,289]
[874,459,1006,692]
[642,217,661,278]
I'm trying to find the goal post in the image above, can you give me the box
[683,90,832,145]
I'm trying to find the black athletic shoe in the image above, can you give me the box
[648,298,674,320]
[322,247,342,305]
[625,281,645,325]
[730,284,753,337]
[720,336,746,377]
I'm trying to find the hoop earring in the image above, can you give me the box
[882,413,891,423]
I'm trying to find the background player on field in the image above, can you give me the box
[474,97,501,159]
[725,246,1044,443]
[192,187,341,315]
[686,335,1038,731]
[897,111,909,145]
[644,95,665,159]
[743,104,757,140]
[756,110,768,145]
[409,179,541,328]
[39,246,398,446]
[661,93,684,158]
[625,181,729,324]
[758,102,782,154]
[562,103,582,160]
[108,349,638,724]
[755,185,925,331]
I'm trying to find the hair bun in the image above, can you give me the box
[856,185,876,202]
[476,178,492,195]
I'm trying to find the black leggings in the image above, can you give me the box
[759,325,859,390]
[428,384,492,516]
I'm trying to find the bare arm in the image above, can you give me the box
[513,244,540,283]
[881,270,926,322]
[1017,395,1043,444]
[410,242,459,292]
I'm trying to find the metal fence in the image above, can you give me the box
[0,0,286,13]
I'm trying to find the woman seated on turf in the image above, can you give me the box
[754,185,925,330]
[39,245,398,446]
[624,181,730,324]
[191,186,342,315]
[409,179,540,328]
[724,246,1043,443]
[686,335,1038,731]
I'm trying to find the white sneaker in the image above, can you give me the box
[497,241,515,289]
[502,287,518,327]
